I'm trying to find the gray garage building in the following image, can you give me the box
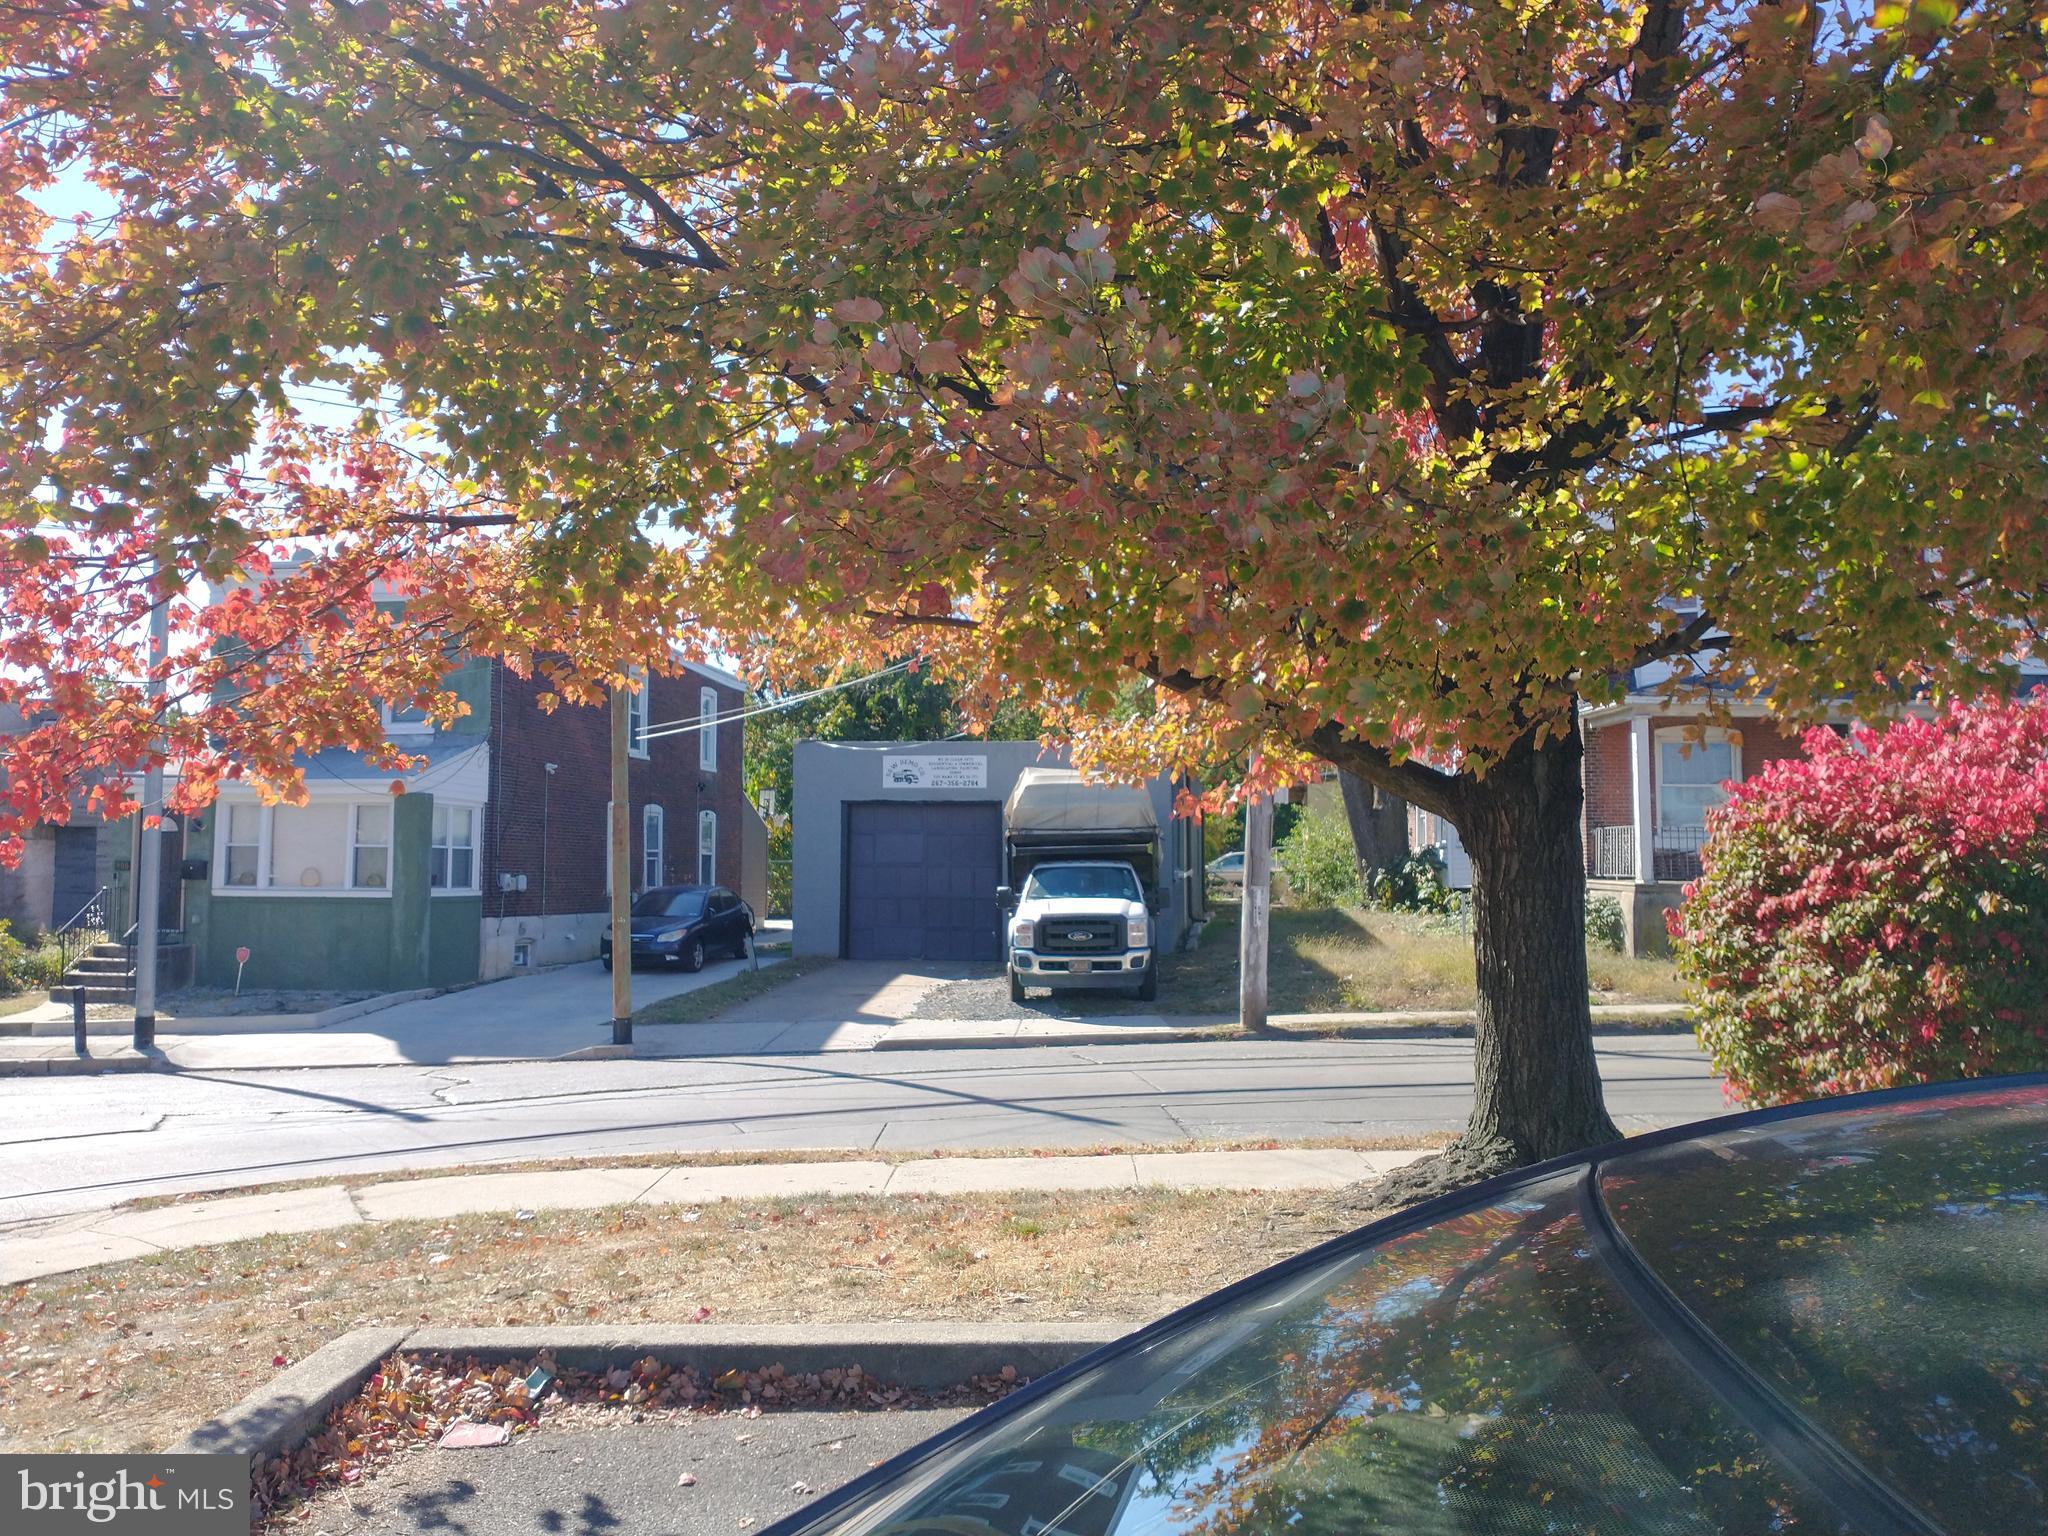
[792,740,1205,962]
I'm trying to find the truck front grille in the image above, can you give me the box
[1038,919,1122,954]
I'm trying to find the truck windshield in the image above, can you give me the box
[1022,865,1142,902]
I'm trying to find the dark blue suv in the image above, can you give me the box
[599,884,752,973]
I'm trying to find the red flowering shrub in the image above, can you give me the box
[1671,700,2048,1106]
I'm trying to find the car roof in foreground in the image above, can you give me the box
[767,1074,2048,1536]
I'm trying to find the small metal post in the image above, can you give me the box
[72,987,88,1057]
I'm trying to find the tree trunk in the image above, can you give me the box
[1464,715,1618,1161]
[1337,769,1407,885]
[1365,713,1619,1204]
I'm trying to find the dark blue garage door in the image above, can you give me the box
[843,802,1002,962]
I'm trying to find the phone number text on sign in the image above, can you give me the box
[882,755,988,789]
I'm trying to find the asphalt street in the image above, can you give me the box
[0,1035,1725,1227]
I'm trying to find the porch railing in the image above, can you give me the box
[1589,825,1709,883]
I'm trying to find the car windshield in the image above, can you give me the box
[1022,865,1142,902]
[786,1084,2048,1536]
[631,888,705,920]
[1602,1085,2048,1535]
[796,1170,1841,1535]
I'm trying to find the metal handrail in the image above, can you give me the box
[50,886,110,981]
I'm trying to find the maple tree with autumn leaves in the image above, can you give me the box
[4,0,2045,1175]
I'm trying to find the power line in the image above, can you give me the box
[635,659,915,743]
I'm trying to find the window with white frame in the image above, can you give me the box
[222,802,265,887]
[642,803,664,890]
[382,699,432,735]
[698,687,719,771]
[1655,727,1740,831]
[212,798,401,894]
[627,668,649,758]
[698,809,717,884]
[350,803,392,889]
[271,802,350,889]
[431,804,477,891]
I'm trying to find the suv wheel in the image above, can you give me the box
[1009,968,1027,1005]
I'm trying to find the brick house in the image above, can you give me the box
[1580,681,1828,955]
[171,655,761,993]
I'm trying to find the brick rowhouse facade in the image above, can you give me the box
[1582,713,1812,872]
[477,661,747,976]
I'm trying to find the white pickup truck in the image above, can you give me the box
[998,769,1166,1004]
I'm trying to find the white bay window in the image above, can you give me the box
[350,803,392,889]
[431,804,477,892]
[212,796,419,896]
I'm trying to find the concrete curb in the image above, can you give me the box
[405,1322,1118,1385]
[877,1016,1694,1051]
[21,988,443,1040]
[0,1046,162,1077]
[172,1323,1121,1469]
[307,988,441,1029]
[171,1327,409,1461]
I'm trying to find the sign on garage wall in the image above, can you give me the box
[882,754,988,789]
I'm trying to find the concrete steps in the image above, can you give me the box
[47,940,192,1005]
[52,942,139,1003]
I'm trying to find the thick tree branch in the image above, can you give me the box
[329,0,728,272]
[496,227,712,271]
[1138,656,1470,822]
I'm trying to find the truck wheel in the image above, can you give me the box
[1009,968,1027,1005]
[1136,962,1158,1002]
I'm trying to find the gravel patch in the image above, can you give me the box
[163,988,380,1018]
[912,969,1185,1021]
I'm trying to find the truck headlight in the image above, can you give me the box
[1009,917,1034,948]
[1126,914,1148,947]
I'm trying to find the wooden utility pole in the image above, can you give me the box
[609,682,633,1046]
[1239,786,1273,1032]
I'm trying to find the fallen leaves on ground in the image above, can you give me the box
[1,1187,1365,1458]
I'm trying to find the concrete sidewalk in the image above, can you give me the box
[0,1146,1431,1284]
[0,990,1687,1075]
[0,950,803,1074]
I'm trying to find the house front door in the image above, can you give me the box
[51,826,99,930]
